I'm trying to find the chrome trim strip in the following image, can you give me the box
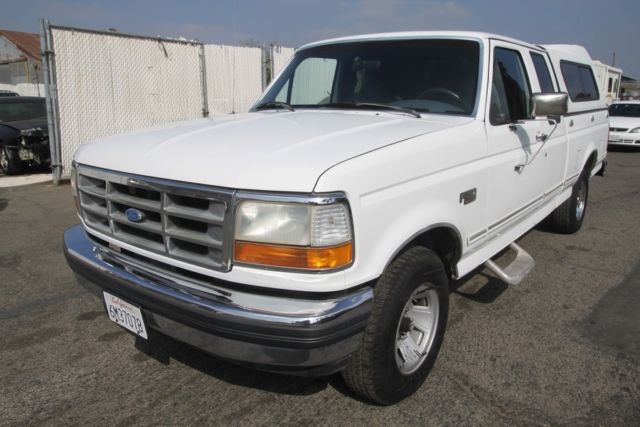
[468,229,487,245]
[65,224,373,326]
[545,182,563,196]
[474,181,565,248]
[235,190,348,205]
[563,172,580,189]
[488,194,545,232]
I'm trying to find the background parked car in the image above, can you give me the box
[0,96,50,174]
[0,90,20,97]
[608,100,640,148]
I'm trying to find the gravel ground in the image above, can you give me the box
[1,148,639,426]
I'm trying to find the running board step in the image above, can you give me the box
[484,243,535,285]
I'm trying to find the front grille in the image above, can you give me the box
[76,165,234,271]
[609,127,628,132]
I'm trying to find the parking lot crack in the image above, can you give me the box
[445,371,554,426]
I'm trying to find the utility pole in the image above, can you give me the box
[612,51,616,66]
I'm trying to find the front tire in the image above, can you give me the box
[342,246,449,405]
[0,146,21,175]
[551,168,589,234]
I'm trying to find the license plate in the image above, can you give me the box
[103,291,148,339]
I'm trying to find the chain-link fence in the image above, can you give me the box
[271,45,295,80]
[49,26,204,181]
[204,44,263,115]
[41,20,295,183]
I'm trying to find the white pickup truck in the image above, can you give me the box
[63,32,608,404]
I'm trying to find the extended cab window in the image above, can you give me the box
[261,40,481,116]
[560,61,599,102]
[490,48,532,125]
[530,52,555,93]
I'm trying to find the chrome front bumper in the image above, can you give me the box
[63,225,373,375]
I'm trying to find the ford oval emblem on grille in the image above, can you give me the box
[125,208,145,223]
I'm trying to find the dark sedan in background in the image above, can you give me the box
[0,96,50,175]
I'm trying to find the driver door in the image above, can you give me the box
[484,41,546,234]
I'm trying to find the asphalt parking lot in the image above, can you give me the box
[1,149,639,426]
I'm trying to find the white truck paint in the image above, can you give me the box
[66,31,609,404]
[74,32,607,292]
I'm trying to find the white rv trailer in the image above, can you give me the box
[592,60,623,104]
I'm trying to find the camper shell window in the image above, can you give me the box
[560,60,599,102]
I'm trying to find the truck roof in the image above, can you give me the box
[541,44,594,64]
[298,31,543,51]
[298,32,595,65]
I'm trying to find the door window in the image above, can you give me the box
[490,48,532,125]
[530,52,556,93]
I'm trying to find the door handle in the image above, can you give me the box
[590,116,595,122]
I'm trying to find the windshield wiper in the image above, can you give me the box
[254,101,295,112]
[320,102,421,118]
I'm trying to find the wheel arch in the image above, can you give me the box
[584,150,598,175]
[384,224,462,278]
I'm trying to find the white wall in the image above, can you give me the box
[0,36,23,62]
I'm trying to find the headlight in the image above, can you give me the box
[630,127,640,133]
[234,197,353,271]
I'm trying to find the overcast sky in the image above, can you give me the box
[2,0,639,78]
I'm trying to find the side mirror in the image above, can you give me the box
[531,92,568,122]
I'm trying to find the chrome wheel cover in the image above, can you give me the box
[394,284,439,375]
[575,179,586,220]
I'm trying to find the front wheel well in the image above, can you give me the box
[397,226,461,278]
[585,151,598,175]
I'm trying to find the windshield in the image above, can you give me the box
[609,103,640,118]
[0,99,47,122]
[260,39,480,116]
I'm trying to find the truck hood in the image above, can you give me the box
[75,111,470,192]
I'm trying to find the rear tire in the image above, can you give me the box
[551,168,589,234]
[341,246,449,405]
[0,146,21,175]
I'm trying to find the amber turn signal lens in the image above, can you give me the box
[234,241,353,270]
